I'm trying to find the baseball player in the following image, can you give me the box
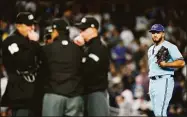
[147,24,185,116]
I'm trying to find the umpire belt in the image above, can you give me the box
[150,75,174,80]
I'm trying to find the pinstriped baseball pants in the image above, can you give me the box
[149,75,174,116]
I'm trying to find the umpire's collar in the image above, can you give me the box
[85,36,100,46]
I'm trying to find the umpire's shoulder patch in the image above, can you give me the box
[88,53,100,62]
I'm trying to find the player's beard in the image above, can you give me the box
[152,36,162,44]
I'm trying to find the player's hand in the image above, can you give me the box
[159,61,167,67]
[81,28,98,42]
[28,30,39,41]
[73,34,85,46]
[115,95,124,105]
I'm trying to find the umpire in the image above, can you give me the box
[1,12,41,117]
[75,17,110,116]
[41,19,84,116]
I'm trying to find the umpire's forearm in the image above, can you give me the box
[165,60,185,68]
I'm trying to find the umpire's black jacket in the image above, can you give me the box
[1,30,41,108]
[41,31,84,97]
[82,36,110,94]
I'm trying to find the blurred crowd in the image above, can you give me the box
[0,0,187,116]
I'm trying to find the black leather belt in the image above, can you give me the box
[150,75,174,80]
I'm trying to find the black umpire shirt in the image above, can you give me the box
[1,30,41,108]
[82,36,110,94]
[41,32,84,97]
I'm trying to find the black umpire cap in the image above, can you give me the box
[16,12,37,26]
[46,18,69,33]
[75,17,99,30]
[43,19,70,40]
[50,18,70,34]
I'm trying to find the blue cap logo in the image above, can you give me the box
[149,24,164,32]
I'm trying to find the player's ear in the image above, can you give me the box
[162,32,165,38]
[15,24,22,30]
[15,24,19,28]
[51,29,59,40]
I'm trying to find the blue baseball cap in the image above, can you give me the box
[149,24,165,32]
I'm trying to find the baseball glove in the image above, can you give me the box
[155,46,170,64]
